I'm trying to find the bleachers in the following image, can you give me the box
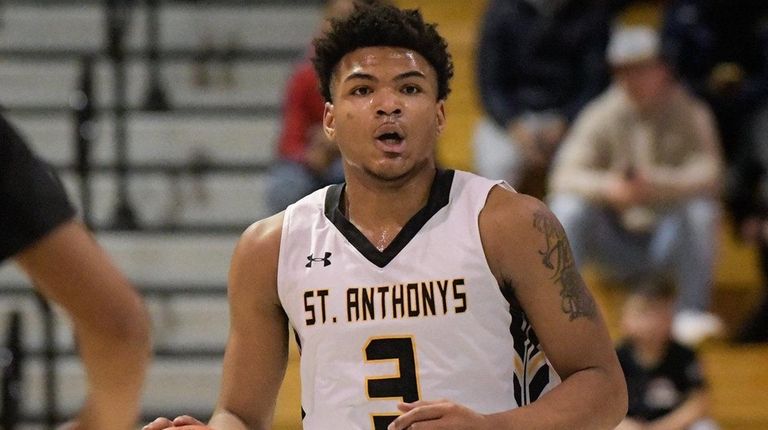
[0,1,319,428]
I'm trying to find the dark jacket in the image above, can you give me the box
[476,0,610,128]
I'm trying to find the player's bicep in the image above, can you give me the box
[482,191,613,378]
[216,215,289,428]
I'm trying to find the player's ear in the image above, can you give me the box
[323,102,336,140]
[435,100,446,137]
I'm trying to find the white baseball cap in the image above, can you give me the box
[607,25,661,66]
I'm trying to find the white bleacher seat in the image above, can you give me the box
[0,6,103,51]
[92,59,294,109]
[0,59,80,106]
[59,171,270,227]
[0,4,320,52]
[96,113,278,164]
[0,58,293,108]
[3,113,75,164]
[144,5,320,51]
[21,357,223,416]
[8,113,278,166]
[0,292,230,352]
[0,233,236,286]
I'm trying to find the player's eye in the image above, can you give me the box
[402,85,421,95]
[351,86,372,96]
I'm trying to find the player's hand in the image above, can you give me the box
[387,399,491,430]
[143,415,205,430]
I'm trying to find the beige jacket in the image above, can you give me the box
[549,84,723,206]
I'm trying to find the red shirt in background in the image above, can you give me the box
[275,60,326,163]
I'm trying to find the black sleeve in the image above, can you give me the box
[0,113,76,262]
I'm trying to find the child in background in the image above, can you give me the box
[616,279,719,430]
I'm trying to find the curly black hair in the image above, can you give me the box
[312,3,454,103]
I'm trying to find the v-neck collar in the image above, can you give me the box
[324,169,455,268]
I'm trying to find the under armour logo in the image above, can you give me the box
[306,252,332,268]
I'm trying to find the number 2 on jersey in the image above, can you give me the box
[364,336,421,430]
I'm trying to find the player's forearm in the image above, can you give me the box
[75,300,151,429]
[485,366,627,430]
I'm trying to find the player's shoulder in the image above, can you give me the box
[236,212,285,258]
[481,185,554,232]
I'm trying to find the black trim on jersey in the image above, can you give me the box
[324,169,455,268]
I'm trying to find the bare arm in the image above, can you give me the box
[387,187,627,430]
[480,188,627,429]
[207,213,290,430]
[14,219,151,430]
[645,389,710,430]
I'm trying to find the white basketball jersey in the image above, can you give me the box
[277,169,560,430]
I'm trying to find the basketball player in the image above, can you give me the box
[0,113,151,429]
[145,4,626,429]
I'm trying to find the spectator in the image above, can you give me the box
[662,0,768,345]
[548,25,724,346]
[662,0,768,163]
[616,279,719,430]
[472,0,610,198]
[725,112,768,343]
[265,0,381,214]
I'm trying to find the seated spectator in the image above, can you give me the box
[548,25,724,346]
[662,0,768,164]
[616,279,719,430]
[471,0,610,199]
[662,0,768,344]
[725,110,768,343]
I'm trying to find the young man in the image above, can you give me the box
[0,113,151,429]
[548,25,724,347]
[146,4,626,429]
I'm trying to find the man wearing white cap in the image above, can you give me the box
[548,25,725,346]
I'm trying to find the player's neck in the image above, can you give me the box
[343,166,436,250]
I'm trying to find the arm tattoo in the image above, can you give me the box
[533,209,596,321]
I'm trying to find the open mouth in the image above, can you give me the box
[376,131,404,145]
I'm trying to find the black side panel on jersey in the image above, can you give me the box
[324,169,455,268]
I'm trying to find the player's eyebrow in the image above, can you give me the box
[343,72,377,83]
[343,70,427,83]
[393,70,427,81]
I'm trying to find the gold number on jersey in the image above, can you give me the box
[364,336,421,430]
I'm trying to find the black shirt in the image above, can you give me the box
[618,340,706,421]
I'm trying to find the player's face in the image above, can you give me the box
[323,46,446,183]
